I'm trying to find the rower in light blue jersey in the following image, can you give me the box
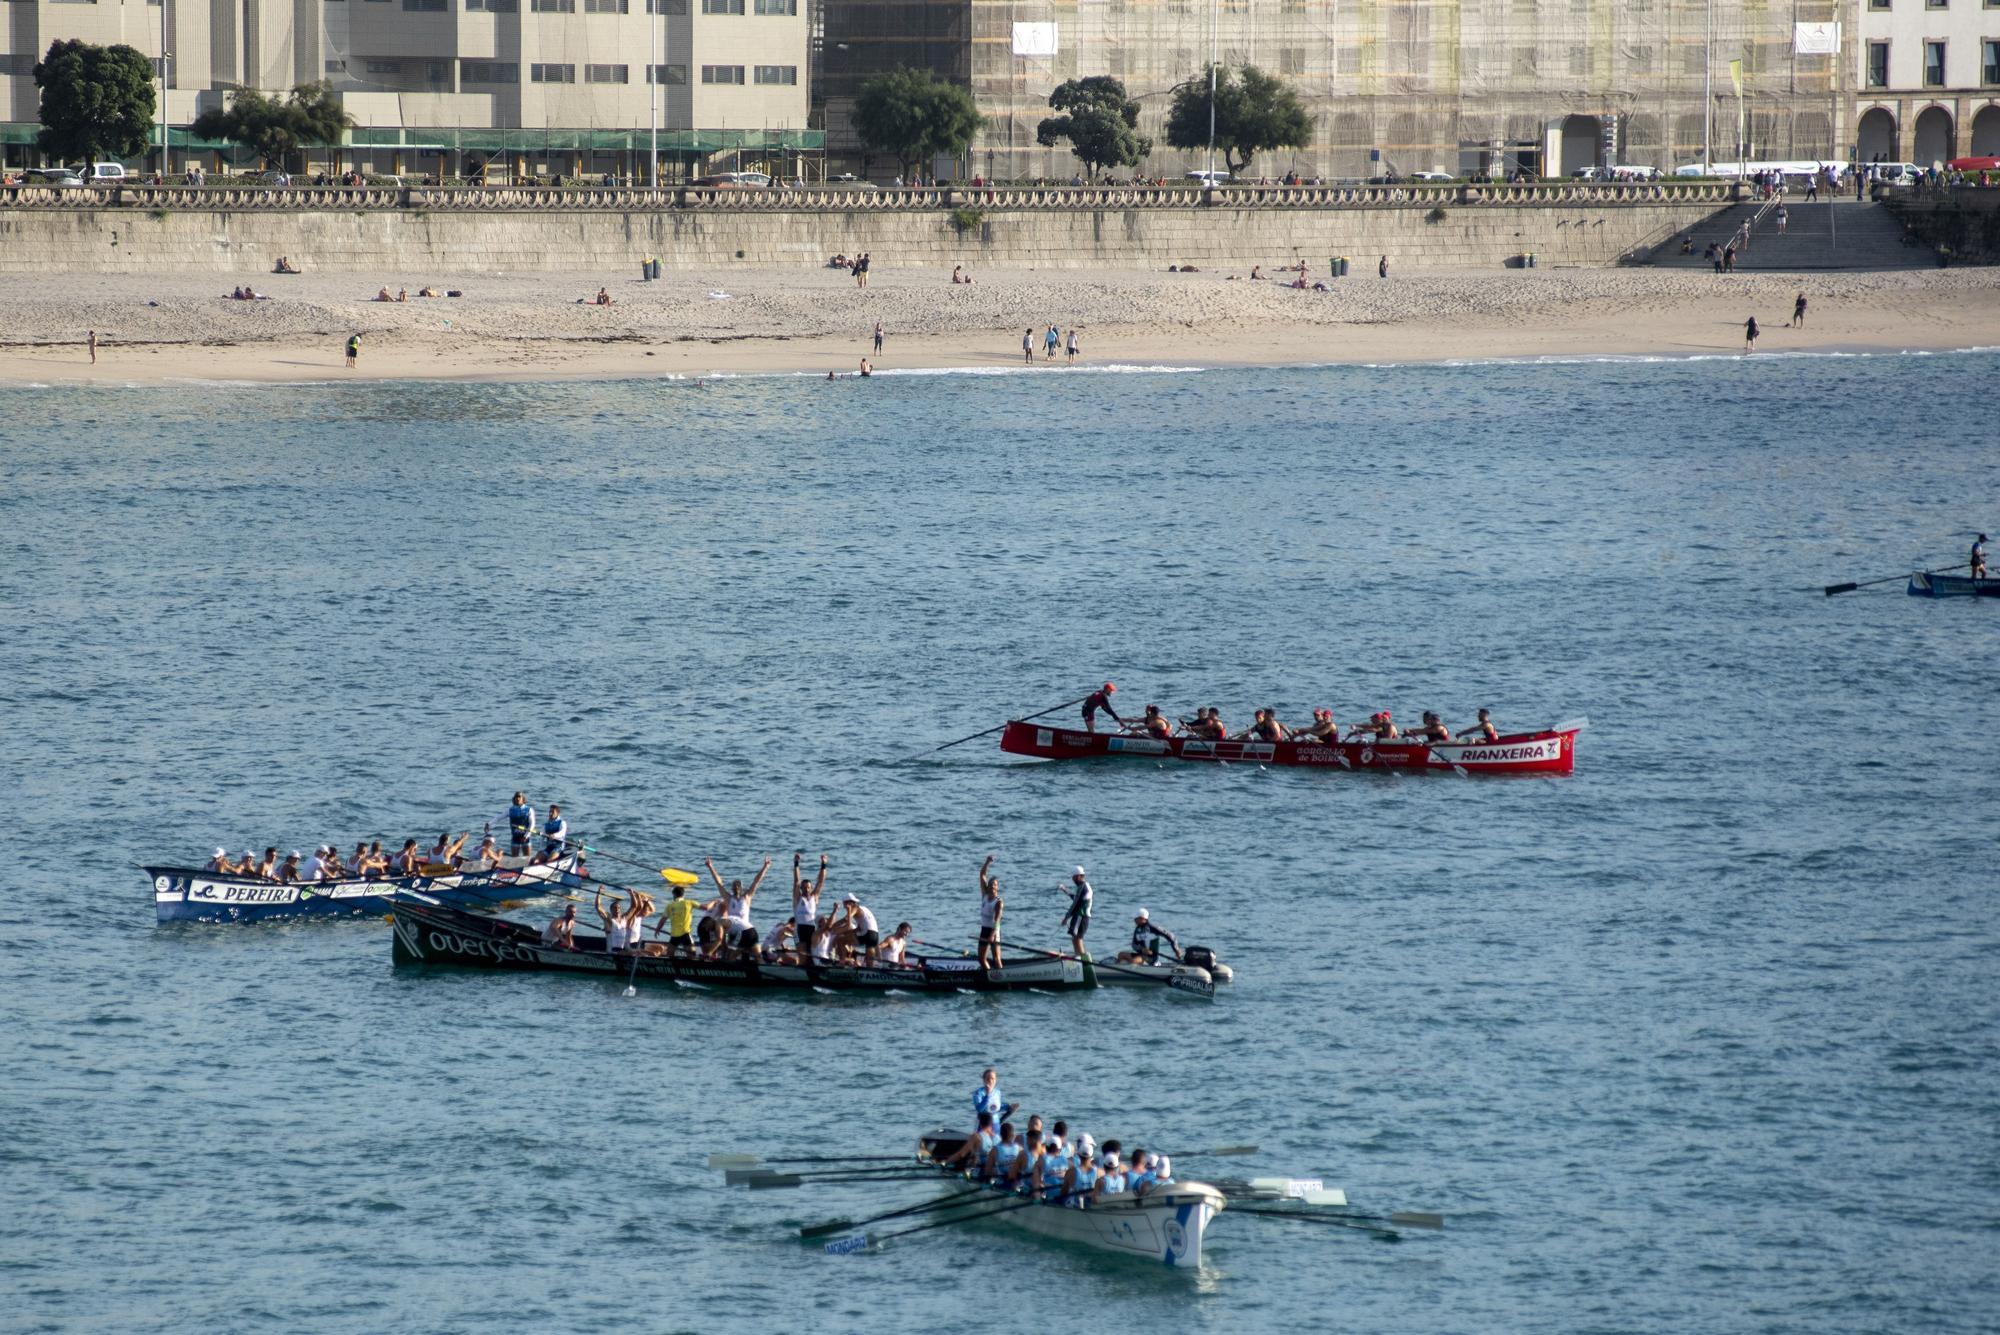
[1063,1142,1100,1208]
[538,804,568,863]
[940,1111,996,1172]
[974,1067,1016,1124]
[985,1122,1023,1183]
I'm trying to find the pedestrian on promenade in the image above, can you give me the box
[872,320,884,354]
[345,332,361,368]
[1776,205,1788,235]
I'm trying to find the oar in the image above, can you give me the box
[709,1151,916,1170]
[570,840,701,886]
[748,1172,940,1191]
[1225,1205,1403,1237]
[909,694,1090,760]
[1229,1204,1443,1232]
[801,1185,993,1239]
[1822,560,1966,597]
[994,936,1215,999]
[824,1195,1044,1254]
[726,1165,929,1185]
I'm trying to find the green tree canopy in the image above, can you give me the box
[191,81,356,170]
[1036,76,1151,177]
[1164,65,1314,177]
[33,39,157,169]
[852,68,983,180]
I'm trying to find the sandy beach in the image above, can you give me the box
[2,264,1996,384]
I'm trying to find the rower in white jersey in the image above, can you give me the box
[704,856,771,960]
[842,894,880,964]
[791,852,828,957]
[977,855,1005,971]
[878,921,913,966]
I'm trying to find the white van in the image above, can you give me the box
[1870,162,1923,185]
[78,163,128,181]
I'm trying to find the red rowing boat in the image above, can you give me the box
[998,718,1586,776]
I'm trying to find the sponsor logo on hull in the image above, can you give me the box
[1446,740,1559,764]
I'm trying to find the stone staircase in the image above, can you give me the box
[1642,197,1933,271]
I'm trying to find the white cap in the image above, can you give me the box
[213,847,227,858]
[1135,908,1148,920]
[288,850,301,858]
[1073,866,1087,878]
[1153,1154,1171,1178]
[1133,1151,1152,1170]
[1076,1133,1096,1157]
[842,894,858,904]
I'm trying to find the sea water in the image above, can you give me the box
[1,353,1995,1334]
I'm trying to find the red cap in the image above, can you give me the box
[1103,682,1116,692]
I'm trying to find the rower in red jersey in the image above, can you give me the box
[1139,704,1173,739]
[1081,682,1122,733]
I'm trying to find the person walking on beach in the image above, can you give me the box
[1044,324,1060,361]
[872,320,884,354]
[1378,254,1389,278]
[1066,329,1078,363]
[87,329,97,365]
[345,332,360,369]
[1792,292,1807,328]
[1743,316,1759,354]
[1023,328,1034,364]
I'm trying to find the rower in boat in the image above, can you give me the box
[792,852,827,958]
[541,903,578,949]
[1298,709,1339,741]
[506,792,535,856]
[978,856,1005,971]
[1062,1141,1100,1208]
[1062,867,1094,957]
[706,856,772,960]
[941,1110,997,1169]
[392,838,423,875]
[427,831,470,870]
[1034,1126,1074,1201]
[302,847,333,881]
[1409,712,1452,743]
[345,842,369,878]
[595,890,631,953]
[658,883,698,958]
[879,922,914,966]
[1974,534,1989,580]
[535,805,568,864]
[1081,682,1122,734]
[842,894,881,964]
[1185,707,1227,740]
[206,847,235,874]
[466,834,502,870]
[277,851,302,882]
[1461,708,1499,743]
[1099,1141,1128,1203]
[983,1121,1024,1183]
[1137,704,1173,739]
[1115,909,1183,965]
[1127,1149,1157,1196]
[1349,711,1399,741]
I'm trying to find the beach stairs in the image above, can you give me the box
[1641,198,1933,272]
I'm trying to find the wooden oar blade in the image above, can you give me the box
[798,1218,858,1240]
[708,1153,760,1169]
[746,1174,806,1190]
[1194,1144,1259,1157]
[1823,581,1859,596]
[1388,1211,1445,1229]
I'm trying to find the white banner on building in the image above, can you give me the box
[1012,22,1059,57]
[1793,22,1840,56]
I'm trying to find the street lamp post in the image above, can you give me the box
[1206,0,1218,181]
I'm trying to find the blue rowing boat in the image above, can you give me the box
[149,852,584,924]
[1907,572,1999,598]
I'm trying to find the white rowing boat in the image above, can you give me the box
[916,1131,1226,1267]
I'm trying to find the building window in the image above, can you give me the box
[1867,0,1888,8]
[427,61,451,83]
[703,0,744,10]
[1867,41,1889,87]
[648,0,687,10]
[1278,48,1306,75]
[586,64,629,83]
[754,64,798,84]
[1925,0,1946,8]
[468,0,518,9]
[585,0,629,10]
[1986,39,2000,84]
[648,64,689,84]
[366,60,403,73]
[753,0,796,11]
[403,0,446,9]
[532,63,576,82]
[702,64,746,84]
[462,61,520,83]
[531,0,575,10]
[1923,40,1945,85]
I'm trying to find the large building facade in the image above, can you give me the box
[1854,0,2000,165]
[818,0,1994,180]
[0,0,814,176]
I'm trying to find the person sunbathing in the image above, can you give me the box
[375,287,394,302]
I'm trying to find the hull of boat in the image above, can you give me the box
[391,901,1089,992]
[999,719,1582,776]
[150,854,582,924]
[1908,572,2000,598]
[916,1132,1222,1267]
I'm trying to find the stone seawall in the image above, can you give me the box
[0,201,1729,274]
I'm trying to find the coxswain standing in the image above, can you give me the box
[977,855,1004,971]
[975,1067,1016,1125]
[506,792,536,856]
[1081,682,1122,734]
[1973,534,1989,580]
[1061,866,1094,957]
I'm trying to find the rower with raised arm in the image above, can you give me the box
[974,1067,1016,1125]
[1409,712,1452,743]
[1117,908,1183,965]
[506,792,536,856]
[792,852,827,959]
[706,856,772,960]
[1461,708,1499,743]
[595,889,629,954]
[978,856,1004,970]
[1081,682,1122,734]
[1062,866,1094,957]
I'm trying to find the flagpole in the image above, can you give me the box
[1702,0,1713,170]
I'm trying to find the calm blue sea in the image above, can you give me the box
[1,352,1995,1335]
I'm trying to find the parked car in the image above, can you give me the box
[21,168,86,188]
[1184,169,1232,186]
[79,163,128,181]
[1408,170,1454,182]
[693,171,772,188]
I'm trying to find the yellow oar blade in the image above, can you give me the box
[659,867,699,887]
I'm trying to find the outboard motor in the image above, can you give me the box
[1183,945,1216,971]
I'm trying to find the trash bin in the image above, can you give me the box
[649,258,663,280]
[1335,256,1350,277]
[1526,252,1536,269]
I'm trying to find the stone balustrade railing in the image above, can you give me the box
[0,179,1749,213]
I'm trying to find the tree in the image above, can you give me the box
[1164,65,1314,177]
[852,68,982,181]
[33,40,157,171]
[191,81,356,171]
[1036,77,1151,178]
